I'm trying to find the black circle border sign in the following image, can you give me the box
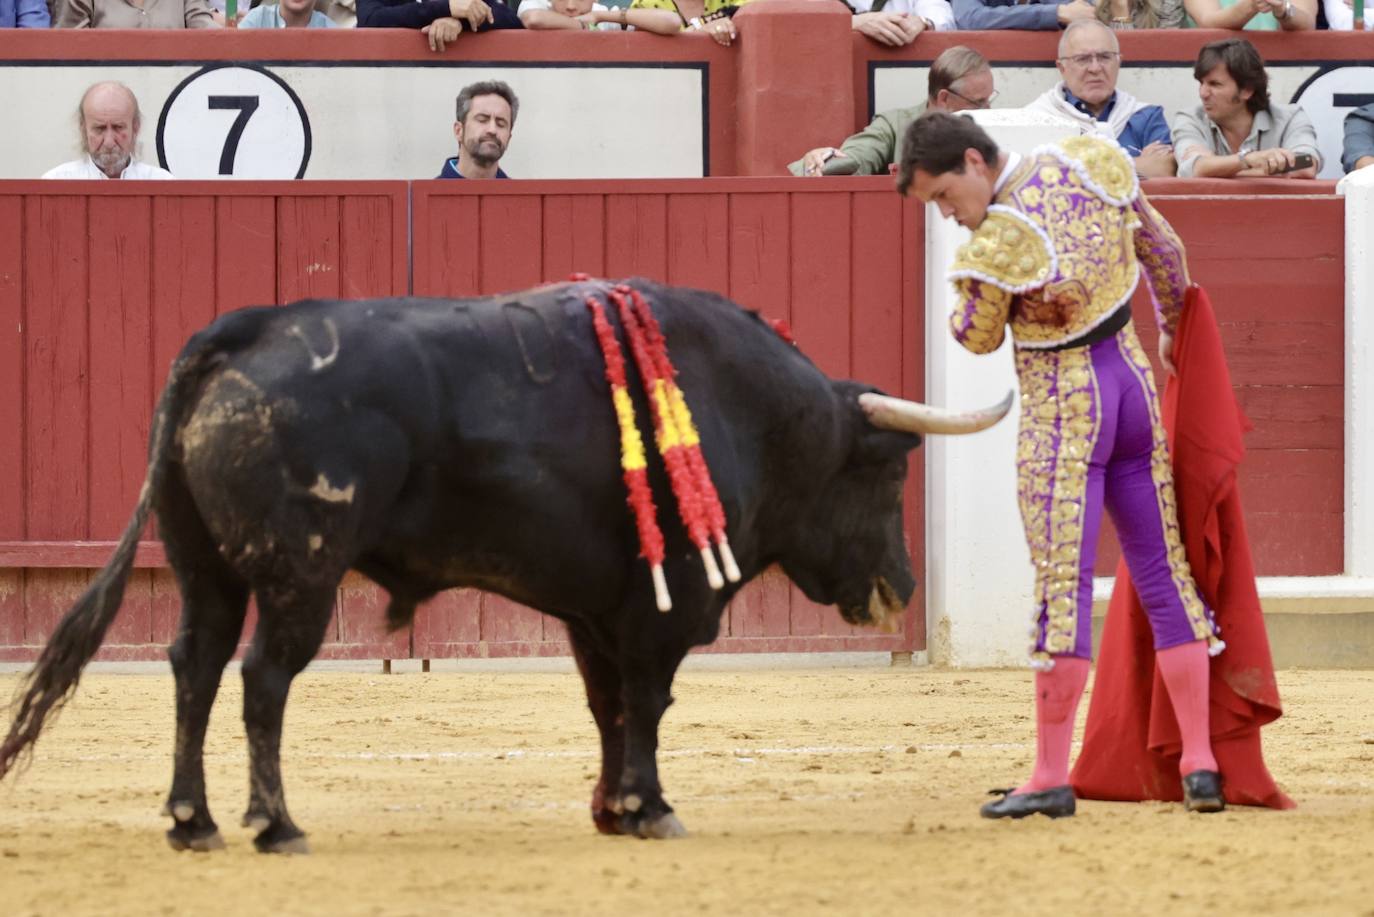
[156,62,313,180]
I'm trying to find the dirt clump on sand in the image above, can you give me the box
[1,666,1371,916]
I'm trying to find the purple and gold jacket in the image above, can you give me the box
[948,136,1189,355]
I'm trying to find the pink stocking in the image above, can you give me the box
[1017,656,1091,794]
[1156,640,1218,776]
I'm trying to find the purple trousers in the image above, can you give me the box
[1015,323,1216,663]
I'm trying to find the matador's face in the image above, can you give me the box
[904,149,996,230]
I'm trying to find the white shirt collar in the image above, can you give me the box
[993,151,1022,195]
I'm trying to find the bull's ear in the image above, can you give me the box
[853,425,923,466]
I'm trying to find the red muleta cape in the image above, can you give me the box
[1071,285,1294,809]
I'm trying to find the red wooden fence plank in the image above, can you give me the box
[87,195,154,540]
[105,569,153,647]
[666,192,729,295]
[23,195,89,541]
[900,193,925,651]
[411,588,482,657]
[605,195,668,281]
[788,191,851,379]
[415,194,481,297]
[333,572,409,658]
[23,569,88,646]
[0,570,23,647]
[0,196,23,541]
[216,195,278,315]
[339,194,403,299]
[277,196,341,303]
[848,190,904,393]
[479,195,544,295]
[727,192,790,322]
[480,592,545,646]
[152,196,218,393]
[727,567,791,639]
[541,195,605,282]
[150,566,181,648]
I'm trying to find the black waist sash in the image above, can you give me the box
[1039,302,1133,353]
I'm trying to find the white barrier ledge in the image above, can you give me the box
[1338,166,1374,578]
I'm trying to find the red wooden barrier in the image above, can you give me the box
[409,177,926,658]
[0,181,409,661]
[0,177,1347,663]
[1092,181,1345,577]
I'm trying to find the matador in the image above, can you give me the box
[898,112,1226,820]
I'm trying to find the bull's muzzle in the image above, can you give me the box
[859,390,1014,436]
[866,578,905,634]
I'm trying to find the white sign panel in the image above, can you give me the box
[2,63,706,181]
[157,65,311,180]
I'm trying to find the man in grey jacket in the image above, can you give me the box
[1344,103,1374,174]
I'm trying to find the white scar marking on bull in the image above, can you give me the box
[287,318,340,372]
[308,534,324,552]
[309,473,355,505]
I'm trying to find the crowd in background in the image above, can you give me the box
[2,0,1371,32]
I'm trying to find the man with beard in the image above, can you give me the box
[439,81,518,180]
[43,82,174,180]
[1171,38,1319,179]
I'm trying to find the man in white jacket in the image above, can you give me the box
[44,82,174,180]
[1023,20,1175,178]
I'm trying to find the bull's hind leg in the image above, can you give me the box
[568,624,626,835]
[159,472,252,852]
[239,585,337,854]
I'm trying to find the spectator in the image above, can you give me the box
[1,0,50,26]
[518,0,677,31]
[624,0,751,45]
[439,80,518,180]
[58,0,214,26]
[358,0,519,51]
[1172,38,1319,179]
[242,0,336,25]
[953,0,1097,31]
[1324,0,1372,27]
[1025,21,1175,178]
[1095,0,1183,27]
[845,0,954,47]
[43,82,174,180]
[318,0,355,24]
[1345,103,1374,174]
[790,46,993,176]
[1182,0,1316,30]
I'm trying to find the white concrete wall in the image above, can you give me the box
[1339,166,1374,577]
[923,110,1075,668]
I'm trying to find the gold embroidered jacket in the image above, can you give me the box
[948,136,1190,354]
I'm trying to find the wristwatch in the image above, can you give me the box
[1277,0,1293,18]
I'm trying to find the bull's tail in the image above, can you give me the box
[0,338,229,781]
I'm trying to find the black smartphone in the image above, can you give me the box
[1277,153,1315,174]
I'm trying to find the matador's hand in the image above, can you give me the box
[1159,331,1176,375]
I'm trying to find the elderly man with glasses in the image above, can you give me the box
[790,45,995,177]
[1025,20,1175,178]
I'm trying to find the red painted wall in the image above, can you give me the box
[0,177,1346,661]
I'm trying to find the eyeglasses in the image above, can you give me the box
[946,88,999,110]
[1058,51,1121,69]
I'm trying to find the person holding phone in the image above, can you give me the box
[1171,38,1320,179]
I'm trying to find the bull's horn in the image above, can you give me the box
[858,390,1014,436]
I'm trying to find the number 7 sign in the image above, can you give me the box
[157,64,311,179]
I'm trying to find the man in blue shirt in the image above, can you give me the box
[438,80,517,180]
[0,0,50,26]
[1025,20,1175,178]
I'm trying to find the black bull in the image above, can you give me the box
[0,278,1008,852]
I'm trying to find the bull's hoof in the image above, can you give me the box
[626,811,687,840]
[252,824,311,855]
[592,808,625,835]
[166,825,226,852]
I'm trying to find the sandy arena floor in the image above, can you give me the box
[1,661,1371,917]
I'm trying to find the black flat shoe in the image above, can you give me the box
[1183,770,1225,813]
[980,785,1076,819]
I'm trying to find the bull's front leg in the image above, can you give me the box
[616,656,687,839]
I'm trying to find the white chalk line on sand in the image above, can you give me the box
[66,742,1029,765]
